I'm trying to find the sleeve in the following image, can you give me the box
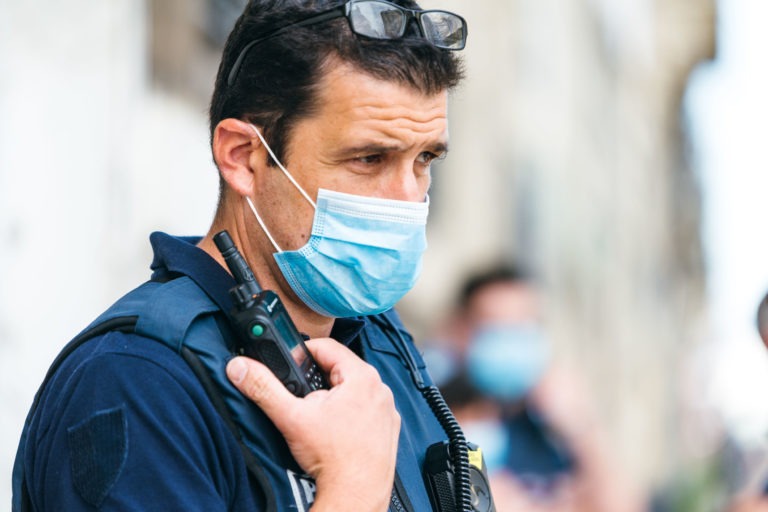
[26,334,258,512]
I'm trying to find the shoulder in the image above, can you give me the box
[36,330,222,439]
[25,331,254,510]
[63,330,200,391]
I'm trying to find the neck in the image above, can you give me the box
[198,205,335,339]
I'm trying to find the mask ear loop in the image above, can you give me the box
[244,124,318,254]
[249,124,316,209]
[245,196,283,253]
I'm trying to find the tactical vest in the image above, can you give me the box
[13,276,419,511]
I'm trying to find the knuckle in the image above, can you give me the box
[380,384,396,406]
[329,366,343,386]
[241,371,273,404]
[359,362,382,383]
[372,383,397,418]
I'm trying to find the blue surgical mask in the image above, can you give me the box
[466,324,549,402]
[246,125,429,318]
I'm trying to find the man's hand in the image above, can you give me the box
[226,338,400,512]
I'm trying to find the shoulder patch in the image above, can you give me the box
[67,405,128,507]
[287,469,316,512]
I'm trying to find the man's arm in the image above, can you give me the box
[226,338,401,512]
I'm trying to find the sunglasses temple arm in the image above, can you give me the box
[227,6,347,87]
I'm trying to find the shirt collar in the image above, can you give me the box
[148,232,365,346]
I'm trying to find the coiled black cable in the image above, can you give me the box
[421,385,473,512]
[373,314,474,512]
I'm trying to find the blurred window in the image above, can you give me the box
[206,0,248,46]
[149,0,246,102]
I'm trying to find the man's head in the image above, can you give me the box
[458,264,540,331]
[455,264,548,403]
[209,0,464,193]
[205,1,465,325]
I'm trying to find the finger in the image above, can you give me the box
[304,338,377,386]
[226,356,299,427]
[304,338,357,367]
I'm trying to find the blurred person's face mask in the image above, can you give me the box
[245,125,429,318]
[466,324,549,402]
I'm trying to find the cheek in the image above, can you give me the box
[254,179,314,248]
[278,198,315,245]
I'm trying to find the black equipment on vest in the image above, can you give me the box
[423,441,495,512]
[214,230,327,397]
[370,315,496,512]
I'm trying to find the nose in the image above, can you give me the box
[384,162,428,203]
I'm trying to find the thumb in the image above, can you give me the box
[226,356,298,425]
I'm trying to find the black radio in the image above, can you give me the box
[214,230,328,397]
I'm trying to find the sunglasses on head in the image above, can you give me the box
[227,0,467,86]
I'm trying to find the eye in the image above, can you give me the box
[416,151,446,166]
[355,154,384,165]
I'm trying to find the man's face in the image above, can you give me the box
[457,282,540,355]
[250,60,449,255]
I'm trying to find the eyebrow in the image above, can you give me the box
[337,141,450,157]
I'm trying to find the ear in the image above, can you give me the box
[212,118,267,197]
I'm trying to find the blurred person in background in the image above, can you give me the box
[722,292,768,511]
[12,1,474,511]
[424,264,646,511]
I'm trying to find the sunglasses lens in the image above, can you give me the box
[349,1,407,39]
[420,11,466,50]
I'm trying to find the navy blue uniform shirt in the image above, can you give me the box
[15,233,446,511]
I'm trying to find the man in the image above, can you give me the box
[13,1,467,510]
[433,265,644,511]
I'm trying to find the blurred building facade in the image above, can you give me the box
[408,0,717,496]
[0,0,715,504]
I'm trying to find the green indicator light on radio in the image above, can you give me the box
[251,323,265,337]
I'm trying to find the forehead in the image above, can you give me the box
[468,283,539,325]
[307,60,449,135]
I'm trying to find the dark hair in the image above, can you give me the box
[439,372,484,409]
[208,0,464,198]
[458,264,531,311]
